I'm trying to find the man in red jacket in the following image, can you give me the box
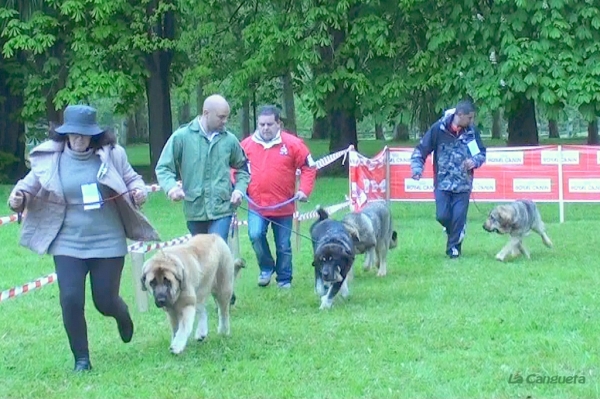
[241,105,317,288]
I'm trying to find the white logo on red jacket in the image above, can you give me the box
[280,144,288,156]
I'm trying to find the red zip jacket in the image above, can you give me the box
[239,131,317,217]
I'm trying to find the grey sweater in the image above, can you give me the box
[48,145,128,258]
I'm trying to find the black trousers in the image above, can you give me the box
[434,189,471,254]
[53,256,130,360]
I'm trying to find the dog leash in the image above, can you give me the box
[237,204,317,244]
[242,193,299,211]
[13,189,140,224]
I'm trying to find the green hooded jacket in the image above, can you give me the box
[155,118,250,221]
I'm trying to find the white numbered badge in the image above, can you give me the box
[467,140,480,156]
[81,183,102,210]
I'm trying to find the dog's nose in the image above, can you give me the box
[322,270,330,279]
[155,298,167,308]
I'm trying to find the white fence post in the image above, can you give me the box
[558,145,565,223]
[129,249,149,313]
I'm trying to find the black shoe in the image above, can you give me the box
[74,357,92,372]
[117,313,134,343]
[447,246,461,259]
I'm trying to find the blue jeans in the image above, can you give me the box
[187,216,233,243]
[247,211,293,284]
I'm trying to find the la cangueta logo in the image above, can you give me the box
[509,372,586,384]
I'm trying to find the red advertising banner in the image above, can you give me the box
[560,145,600,202]
[349,145,600,212]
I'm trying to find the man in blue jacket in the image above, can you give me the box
[410,100,487,258]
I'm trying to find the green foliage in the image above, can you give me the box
[0,151,18,181]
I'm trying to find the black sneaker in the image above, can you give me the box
[447,246,461,259]
[117,313,134,343]
[74,357,92,372]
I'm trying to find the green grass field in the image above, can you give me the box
[1,139,599,398]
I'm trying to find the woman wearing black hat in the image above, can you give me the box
[7,104,160,372]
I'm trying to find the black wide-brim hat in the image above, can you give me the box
[55,105,104,136]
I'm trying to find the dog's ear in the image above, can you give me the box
[140,273,147,291]
[171,256,186,288]
[312,253,320,268]
[343,222,361,242]
[342,247,355,265]
[140,261,150,291]
[497,206,517,230]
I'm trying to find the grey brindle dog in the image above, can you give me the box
[309,206,355,309]
[341,201,398,276]
[483,199,553,261]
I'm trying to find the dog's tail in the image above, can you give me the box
[233,258,246,279]
[316,205,329,221]
[390,230,398,249]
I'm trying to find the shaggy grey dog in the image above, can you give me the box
[309,206,356,310]
[341,201,398,277]
[482,199,553,261]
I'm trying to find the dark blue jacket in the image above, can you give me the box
[410,114,486,193]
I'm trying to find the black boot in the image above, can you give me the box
[117,312,134,343]
[74,357,92,372]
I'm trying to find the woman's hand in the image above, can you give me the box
[131,188,146,206]
[8,190,24,210]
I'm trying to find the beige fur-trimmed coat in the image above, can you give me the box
[8,140,160,255]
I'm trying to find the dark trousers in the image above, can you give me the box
[186,215,233,242]
[434,189,471,253]
[54,256,130,360]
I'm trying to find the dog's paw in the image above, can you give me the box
[495,254,506,262]
[315,279,326,297]
[376,269,387,277]
[319,295,333,310]
[169,338,187,355]
[217,323,230,336]
[340,284,350,299]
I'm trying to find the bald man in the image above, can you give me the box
[155,94,250,242]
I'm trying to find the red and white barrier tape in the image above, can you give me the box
[1,198,351,302]
[0,273,57,303]
[0,214,19,226]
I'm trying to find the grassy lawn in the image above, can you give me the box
[1,137,599,398]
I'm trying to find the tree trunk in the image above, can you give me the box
[241,98,251,138]
[417,89,440,135]
[587,119,599,145]
[329,106,357,154]
[312,116,329,139]
[316,24,358,175]
[281,71,297,134]
[492,108,502,139]
[0,51,27,182]
[507,95,539,146]
[144,3,174,170]
[393,123,410,141]
[548,119,560,139]
[196,84,203,116]
[45,40,68,126]
[178,101,191,126]
[375,123,385,140]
